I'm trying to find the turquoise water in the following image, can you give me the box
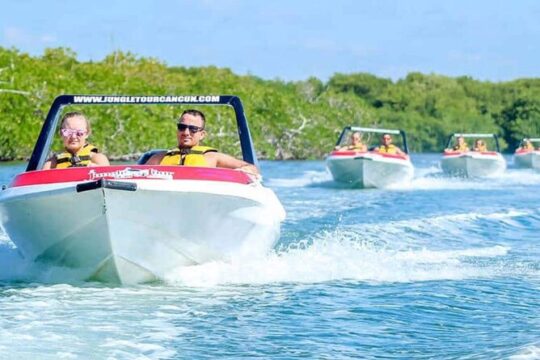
[1,155,539,359]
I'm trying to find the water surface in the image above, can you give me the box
[1,155,539,359]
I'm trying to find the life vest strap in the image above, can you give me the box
[56,155,92,164]
[165,148,215,156]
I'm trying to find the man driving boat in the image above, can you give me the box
[146,109,259,174]
[473,139,488,152]
[373,133,405,155]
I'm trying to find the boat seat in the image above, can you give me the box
[137,149,166,165]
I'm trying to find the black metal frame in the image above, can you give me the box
[26,95,258,171]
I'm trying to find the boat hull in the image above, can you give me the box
[0,167,285,284]
[514,151,540,169]
[326,152,414,188]
[441,152,506,177]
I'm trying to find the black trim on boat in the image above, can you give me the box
[76,179,137,193]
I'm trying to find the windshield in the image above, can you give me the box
[26,95,255,171]
[46,104,241,163]
[336,129,405,151]
[448,134,498,152]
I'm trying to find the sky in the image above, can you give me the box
[1,0,540,82]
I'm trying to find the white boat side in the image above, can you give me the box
[441,151,506,177]
[0,175,285,284]
[514,150,540,169]
[326,151,414,188]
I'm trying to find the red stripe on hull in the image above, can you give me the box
[329,150,408,161]
[443,151,499,157]
[10,165,252,187]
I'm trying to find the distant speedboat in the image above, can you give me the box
[0,95,286,284]
[326,127,414,188]
[513,138,540,169]
[441,133,506,177]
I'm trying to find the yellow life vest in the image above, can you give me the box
[159,146,217,166]
[475,145,487,152]
[453,144,469,152]
[523,143,534,151]
[378,144,397,154]
[349,144,365,151]
[55,143,98,169]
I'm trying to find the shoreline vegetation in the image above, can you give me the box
[1,46,540,161]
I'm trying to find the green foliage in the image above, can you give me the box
[495,97,540,150]
[0,46,539,161]
[328,72,391,106]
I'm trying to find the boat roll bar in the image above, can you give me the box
[336,126,409,154]
[453,133,498,138]
[26,95,258,171]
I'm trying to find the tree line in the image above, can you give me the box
[1,46,539,161]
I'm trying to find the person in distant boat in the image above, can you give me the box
[518,139,534,151]
[42,112,110,169]
[373,133,406,155]
[473,139,488,152]
[447,136,469,152]
[145,109,259,175]
[335,131,367,152]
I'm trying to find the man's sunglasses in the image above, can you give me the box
[177,123,204,133]
[61,129,87,137]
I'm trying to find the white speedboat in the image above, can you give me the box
[513,138,540,169]
[0,95,286,284]
[440,133,506,177]
[441,151,506,177]
[326,127,414,188]
[514,150,540,169]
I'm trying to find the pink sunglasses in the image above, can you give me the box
[61,128,87,137]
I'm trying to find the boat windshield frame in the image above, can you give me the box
[335,126,409,154]
[445,133,501,152]
[521,137,540,143]
[26,95,258,171]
